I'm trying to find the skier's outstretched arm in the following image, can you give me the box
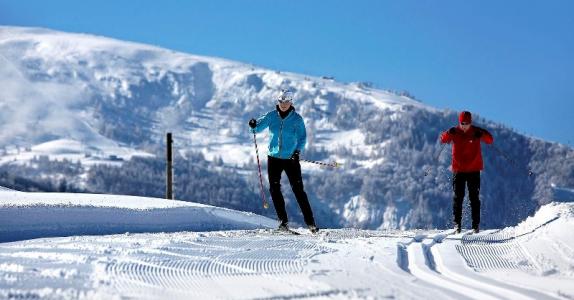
[481,129,494,144]
[250,112,271,133]
[440,127,456,144]
[472,126,494,144]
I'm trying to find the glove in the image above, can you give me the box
[473,128,483,139]
[291,150,300,161]
[248,118,257,129]
[448,127,457,135]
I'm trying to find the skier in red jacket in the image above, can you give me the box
[441,111,493,233]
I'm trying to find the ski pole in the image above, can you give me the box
[300,158,341,168]
[252,133,269,209]
[424,142,448,176]
[489,144,534,177]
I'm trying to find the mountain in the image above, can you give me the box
[1,26,573,229]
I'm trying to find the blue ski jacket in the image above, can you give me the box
[251,107,307,159]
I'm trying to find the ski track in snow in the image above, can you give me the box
[98,232,339,299]
[1,226,572,299]
[403,231,489,300]
[442,231,555,300]
[456,230,536,271]
[398,230,560,300]
[2,194,573,299]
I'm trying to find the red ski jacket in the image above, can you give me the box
[440,125,493,173]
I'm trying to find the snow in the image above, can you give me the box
[1,26,574,298]
[5,25,571,232]
[1,190,573,299]
[0,190,276,243]
[0,25,431,172]
[0,138,154,169]
[343,195,382,226]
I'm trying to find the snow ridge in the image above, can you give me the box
[0,190,275,243]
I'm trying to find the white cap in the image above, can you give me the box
[277,89,294,102]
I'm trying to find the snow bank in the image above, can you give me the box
[501,202,574,237]
[0,190,276,242]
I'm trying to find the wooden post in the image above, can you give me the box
[166,132,173,199]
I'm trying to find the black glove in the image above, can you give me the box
[448,127,457,135]
[248,118,257,129]
[473,128,483,139]
[291,150,300,161]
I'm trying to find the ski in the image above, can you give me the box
[259,228,302,235]
[275,228,301,235]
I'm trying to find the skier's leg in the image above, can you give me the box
[285,159,316,227]
[468,171,481,230]
[268,156,288,225]
[452,172,466,228]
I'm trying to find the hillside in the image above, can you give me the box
[1,26,573,229]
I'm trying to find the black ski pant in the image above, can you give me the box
[267,155,315,226]
[452,171,481,229]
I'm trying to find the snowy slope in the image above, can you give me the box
[1,26,573,231]
[0,26,435,229]
[0,190,275,243]
[0,190,573,299]
[0,26,426,164]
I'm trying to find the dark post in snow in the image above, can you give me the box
[166,132,174,200]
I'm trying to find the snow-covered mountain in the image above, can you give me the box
[1,26,573,230]
[0,26,425,160]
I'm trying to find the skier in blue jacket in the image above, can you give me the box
[249,89,318,233]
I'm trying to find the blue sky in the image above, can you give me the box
[1,0,573,145]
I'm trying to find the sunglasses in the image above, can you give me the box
[460,122,470,125]
[277,99,292,104]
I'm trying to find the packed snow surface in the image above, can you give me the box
[1,190,573,299]
[0,190,275,243]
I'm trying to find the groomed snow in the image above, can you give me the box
[0,190,276,243]
[1,190,573,299]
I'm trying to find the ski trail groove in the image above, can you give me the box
[104,236,335,297]
[432,238,552,300]
[396,243,409,273]
[404,231,503,300]
[396,232,427,273]
[457,231,536,271]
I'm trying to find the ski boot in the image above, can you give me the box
[278,222,290,232]
[308,224,319,234]
[454,223,462,234]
